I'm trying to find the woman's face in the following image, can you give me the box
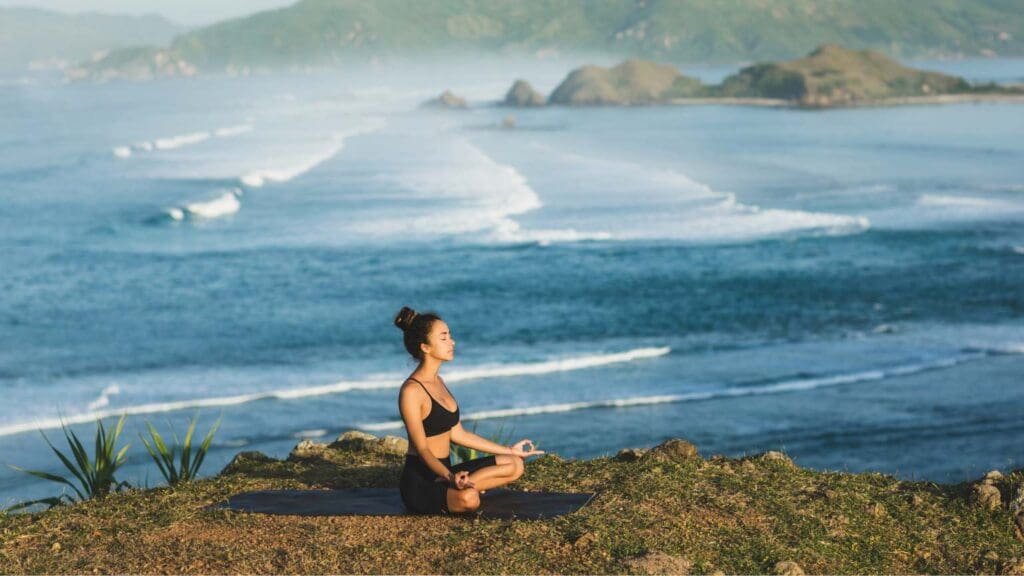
[421,320,455,362]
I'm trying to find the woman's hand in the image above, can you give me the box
[449,470,475,490]
[510,439,545,458]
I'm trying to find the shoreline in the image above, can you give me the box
[664,93,1024,109]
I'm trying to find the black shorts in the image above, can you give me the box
[400,453,497,514]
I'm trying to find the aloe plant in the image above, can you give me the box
[451,421,515,465]
[5,414,132,512]
[139,413,222,486]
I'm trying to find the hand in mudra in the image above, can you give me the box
[449,470,475,490]
[511,439,545,458]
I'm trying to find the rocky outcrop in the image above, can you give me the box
[503,79,545,107]
[329,430,408,455]
[420,90,468,109]
[548,59,704,106]
[643,438,699,463]
[716,44,973,107]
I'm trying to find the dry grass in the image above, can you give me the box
[2,438,1022,574]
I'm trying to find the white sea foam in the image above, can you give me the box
[358,352,985,431]
[292,429,328,439]
[184,189,242,219]
[529,143,870,242]
[154,131,211,150]
[917,194,1001,208]
[0,346,668,438]
[165,207,185,221]
[114,124,251,159]
[1013,246,1024,255]
[214,124,254,138]
[86,384,120,411]
[240,119,384,188]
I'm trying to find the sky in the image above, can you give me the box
[0,0,297,27]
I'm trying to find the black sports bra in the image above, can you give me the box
[409,377,460,437]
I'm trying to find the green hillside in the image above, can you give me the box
[73,0,1024,79]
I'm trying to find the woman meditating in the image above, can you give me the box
[394,306,544,514]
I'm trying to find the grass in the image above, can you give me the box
[1,434,1021,574]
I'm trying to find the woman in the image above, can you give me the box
[394,306,544,514]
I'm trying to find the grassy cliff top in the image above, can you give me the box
[2,433,1022,574]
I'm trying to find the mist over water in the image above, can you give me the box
[1,57,1023,509]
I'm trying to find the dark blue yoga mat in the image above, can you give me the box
[209,487,595,520]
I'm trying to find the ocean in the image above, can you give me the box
[1,57,1022,510]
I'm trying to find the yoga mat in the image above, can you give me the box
[209,487,595,520]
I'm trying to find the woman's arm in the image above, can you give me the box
[450,423,515,456]
[399,383,452,481]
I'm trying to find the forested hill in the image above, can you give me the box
[74,0,1024,79]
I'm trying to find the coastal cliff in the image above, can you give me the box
[2,431,1022,574]
[536,44,1024,109]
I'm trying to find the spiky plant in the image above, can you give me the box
[139,413,222,487]
[5,414,131,512]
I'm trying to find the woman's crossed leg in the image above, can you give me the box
[446,455,524,513]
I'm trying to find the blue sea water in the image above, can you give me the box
[1,58,1023,510]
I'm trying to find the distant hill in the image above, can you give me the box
[548,59,705,105]
[71,0,1024,80]
[533,45,1024,108]
[716,44,977,106]
[0,7,183,72]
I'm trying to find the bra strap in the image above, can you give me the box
[407,377,438,404]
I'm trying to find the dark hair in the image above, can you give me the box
[393,306,442,361]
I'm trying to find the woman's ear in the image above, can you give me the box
[420,341,431,356]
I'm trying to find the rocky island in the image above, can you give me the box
[2,431,1022,574]
[507,44,1024,109]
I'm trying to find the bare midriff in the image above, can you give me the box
[405,432,451,459]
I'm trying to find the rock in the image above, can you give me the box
[289,439,327,460]
[773,560,805,576]
[220,450,276,474]
[421,90,468,109]
[710,571,726,576]
[549,59,704,106]
[378,435,409,455]
[983,470,1005,485]
[973,483,1002,511]
[760,451,794,466]
[503,79,545,107]
[623,551,692,575]
[51,542,61,553]
[644,439,699,463]
[717,44,974,107]
[909,494,925,507]
[331,430,377,451]
[614,448,648,462]
[336,430,377,443]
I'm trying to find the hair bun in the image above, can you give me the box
[394,306,418,331]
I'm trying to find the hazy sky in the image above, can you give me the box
[1,0,297,26]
